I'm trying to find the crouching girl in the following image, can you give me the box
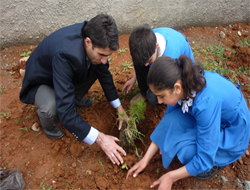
[126,55,250,190]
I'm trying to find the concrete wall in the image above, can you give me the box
[0,0,249,49]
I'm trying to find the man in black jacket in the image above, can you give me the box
[20,14,127,165]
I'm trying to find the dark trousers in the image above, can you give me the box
[134,63,160,106]
[34,65,97,128]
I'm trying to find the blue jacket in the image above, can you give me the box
[151,71,250,175]
[153,27,195,62]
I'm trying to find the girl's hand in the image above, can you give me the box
[126,158,148,178]
[150,172,174,190]
[126,142,159,179]
[150,166,191,190]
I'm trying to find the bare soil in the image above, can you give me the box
[0,23,249,190]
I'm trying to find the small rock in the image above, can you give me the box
[72,162,76,167]
[234,178,243,188]
[245,150,249,157]
[19,56,29,64]
[31,122,40,131]
[237,31,242,36]
[20,69,25,77]
[244,181,250,190]
[219,31,226,39]
[221,176,228,183]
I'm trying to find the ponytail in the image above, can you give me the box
[147,55,206,99]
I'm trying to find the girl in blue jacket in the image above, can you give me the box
[127,55,250,189]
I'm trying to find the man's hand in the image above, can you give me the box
[95,132,126,165]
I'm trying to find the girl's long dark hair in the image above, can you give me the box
[147,55,206,99]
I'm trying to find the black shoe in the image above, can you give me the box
[195,165,227,181]
[37,114,64,139]
[75,98,93,108]
[42,124,64,139]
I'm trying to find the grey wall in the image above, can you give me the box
[0,0,249,49]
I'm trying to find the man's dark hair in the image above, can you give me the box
[129,24,156,66]
[83,13,119,51]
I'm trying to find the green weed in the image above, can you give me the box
[76,107,85,114]
[17,124,31,138]
[25,114,32,120]
[238,66,250,75]
[86,146,92,153]
[98,159,105,172]
[122,164,128,170]
[156,168,160,173]
[206,45,225,59]
[118,48,127,54]
[15,119,23,124]
[125,82,140,101]
[238,38,250,47]
[20,49,31,57]
[0,109,10,119]
[35,132,42,138]
[40,182,52,190]
[134,147,143,159]
[0,112,9,119]
[108,57,112,64]
[18,81,23,85]
[118,92,126,103]
[0,86,5,96]
[121,61,133,72]
[194,42,250,106]
[26,105,36,112]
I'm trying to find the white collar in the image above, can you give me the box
[155,33,166,57]
[178,90,196,113]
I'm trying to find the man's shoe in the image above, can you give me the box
[129,93,146,105]
[37,114,64,139]
[195,165,227,181]
[42,124,64,139]
[75,98,93,108]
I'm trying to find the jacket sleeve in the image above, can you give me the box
[52,53,91,142]
[95,62,119,102]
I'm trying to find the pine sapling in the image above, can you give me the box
[118,99,146,152]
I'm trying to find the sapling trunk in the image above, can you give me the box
[118,122,133,153]
[118,99,146,153]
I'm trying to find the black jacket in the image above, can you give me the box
[20,21,118,141]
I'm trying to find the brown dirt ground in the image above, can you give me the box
[0,23,249,190]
